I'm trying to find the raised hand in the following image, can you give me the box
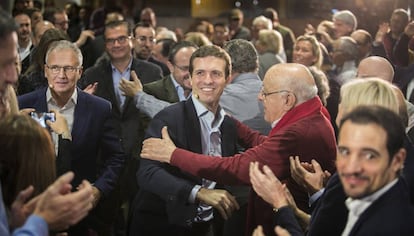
[141,126,176,163]
[289,156,330,194]
[119,71,143,97]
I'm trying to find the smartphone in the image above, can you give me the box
[30,112,56,128]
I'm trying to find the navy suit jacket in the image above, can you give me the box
[128,97,238,235]
[18,88,125,196]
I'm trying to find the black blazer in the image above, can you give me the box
[128,98,239,235]
[308,175,414,236]
[79,57,162,158]
[144,75,179,104]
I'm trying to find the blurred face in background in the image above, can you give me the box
[293,40,317,67]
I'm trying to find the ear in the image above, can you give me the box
[283,92,297,111]
[166,61,174,72]
[391,148,406,174]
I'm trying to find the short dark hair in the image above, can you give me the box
[189,45,231,78]
[168,40,198,63]
[104,20,131,38]
[223,39,258,73]
[214,22,228,31]
[155,38,176,59]
[132,21,154,37]
[339,105,405,158]
[42,7,64,24]
[0,9,18,40]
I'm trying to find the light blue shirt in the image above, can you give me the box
[170,75,188,102]
[0,182,48,236]
[111,59,133,110]
[190,95,225,222]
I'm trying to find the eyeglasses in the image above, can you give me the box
[135,36,156,44]
[260,88,290,98]
[46,65,81,74]
[174,63,189,72]
[105,36,131,45]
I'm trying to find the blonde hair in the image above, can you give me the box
[257,29,282,54]
[295,35,323,69]
[340,78,399,115]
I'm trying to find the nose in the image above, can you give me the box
[342,155,363,174]
[257,91,263,101]
[5,63,18,85]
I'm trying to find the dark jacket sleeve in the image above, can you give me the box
[273,207,304,236]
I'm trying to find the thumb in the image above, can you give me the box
[51,171,75,194]
[161,126,171,141]
[131,71,139,82]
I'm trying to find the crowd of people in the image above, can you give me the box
[1,0,414,235]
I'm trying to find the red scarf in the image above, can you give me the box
[269,96,330,136]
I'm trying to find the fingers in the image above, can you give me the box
[161,126,171,140]
[311,159,322,173]
[131,71,139,82]
[262,165,278,181]
[252,225,265,236]
[219,193,238,220]
[249,162,262,191]
[52,172,75,194]
[20,108,35,115]
[13,185,34,208]
[275,225,291,236]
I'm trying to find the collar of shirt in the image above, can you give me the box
[271,117,282,128]
[170,75,188,101]
[18,40,32,61]
[232,72,261,84]
[46,87,78,107]
[111,58,133,78]
[192,94,225,130]
[345,178,398,217]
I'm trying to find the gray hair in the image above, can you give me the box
[337,36,359,61]
[223,39,258,73]
[252,15,272,30]
[45,40,83,66]
[333,10,357,31]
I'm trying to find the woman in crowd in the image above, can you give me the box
[255,29,284,79]
[0,114,56,209]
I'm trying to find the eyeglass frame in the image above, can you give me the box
[46,65,82,74]
[173,63,190,72]
[104,35,132,45]
[260,88,291,98]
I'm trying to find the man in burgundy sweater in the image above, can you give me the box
[141,63,337,236]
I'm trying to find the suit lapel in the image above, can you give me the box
[97,62,121,115]
[71,90,91,143]
[184,98,202,153]
[220,116,236,157]
[36,88,49,112]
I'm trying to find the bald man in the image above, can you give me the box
[351,29,372,60]
[32,20,54,46]
[357,56,414,130]
[357,56,394,82]
[140,63,337,236]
